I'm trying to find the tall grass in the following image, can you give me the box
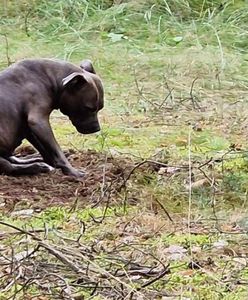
[0,0,248,85]
[0,0,246,53]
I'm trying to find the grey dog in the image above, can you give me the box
[0,59,104,177]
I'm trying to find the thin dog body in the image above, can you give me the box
[0,59,104,177]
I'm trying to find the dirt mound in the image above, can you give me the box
[0,148,134,213]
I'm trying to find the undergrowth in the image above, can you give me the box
[1,0,248,299]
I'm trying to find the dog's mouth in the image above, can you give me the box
[76,126,101,134]
[71,119,100,134]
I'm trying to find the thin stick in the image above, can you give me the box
[153,198,173,223]
[187,127,193,298]
[189,77,201,110]
[0,33,12,66]
[24,9,32,37]
[140,265,169,288]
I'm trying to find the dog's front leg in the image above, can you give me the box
[26,113,84,177]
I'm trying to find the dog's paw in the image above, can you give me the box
[76,170,85,177]
[70,169,85,178]
[63,167,85,178]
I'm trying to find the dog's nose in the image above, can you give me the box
[76,123,101,134]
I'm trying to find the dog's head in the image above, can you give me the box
[60,60,104,134]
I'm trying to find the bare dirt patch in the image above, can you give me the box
[0,147,134,213]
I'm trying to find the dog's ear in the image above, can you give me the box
[62,72,89,87]
[80,59,96,74]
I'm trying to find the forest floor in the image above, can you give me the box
[1,1,248,299]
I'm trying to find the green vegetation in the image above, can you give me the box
[1,0,248,299]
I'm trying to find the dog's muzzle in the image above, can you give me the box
[77,123,101,134]
[71,118,101,134]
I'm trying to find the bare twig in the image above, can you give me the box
[159,77,174,108]
[0,33,12,66]
[120,160,148,190]
[153,198,173,223]
[140,264,170,288]
[0,221,42,241]
[24,9,32,37]
[189,77,200,110]
[89,192,110,224]
[133,70,157,108]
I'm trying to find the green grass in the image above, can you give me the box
[1,0,248,299]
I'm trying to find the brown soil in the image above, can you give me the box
[0,147,134,213]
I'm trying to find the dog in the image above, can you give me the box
[0,58,104,177]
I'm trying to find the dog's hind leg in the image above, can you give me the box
[0,157,53,176]
[8,155,44,164]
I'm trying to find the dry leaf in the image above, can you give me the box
[186,178,210,190]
